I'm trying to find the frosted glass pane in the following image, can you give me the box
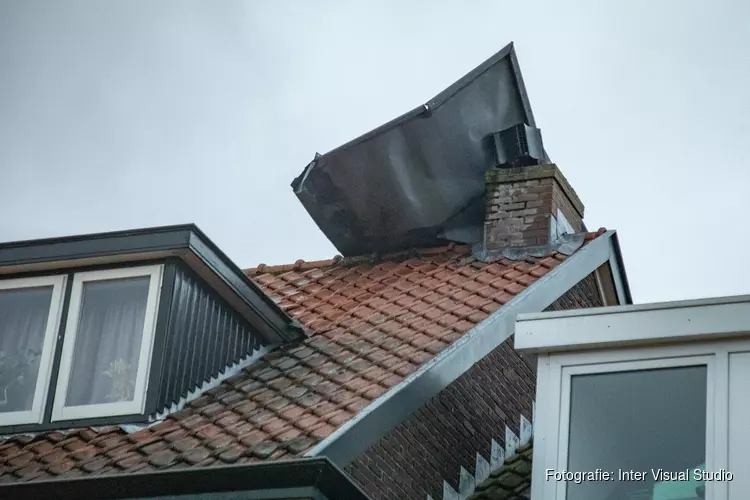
[567,366,707,500]
[0,286,53,412]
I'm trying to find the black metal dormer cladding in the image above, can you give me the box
[0,224,303,434]
[153,264,266,411]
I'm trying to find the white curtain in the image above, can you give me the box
[66,276,149,407]
[0,286,53,412]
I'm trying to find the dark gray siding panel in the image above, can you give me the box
[154,263,267,411]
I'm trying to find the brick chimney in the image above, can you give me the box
[483,164,584,250]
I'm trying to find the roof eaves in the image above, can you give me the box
[304,231,620,466]
[0,224,305,344]
[0,457,372,500]
[185,228,305,343]
[608,231,633,305]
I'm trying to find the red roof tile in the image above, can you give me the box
[0,231,606,482]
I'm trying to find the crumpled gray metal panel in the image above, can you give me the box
[292,42,542,256]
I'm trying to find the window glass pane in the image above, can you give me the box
[567,366,707,500]
[66,276,150,407]
[0,286,53,413]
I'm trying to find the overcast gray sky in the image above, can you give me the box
[1,1,748,304]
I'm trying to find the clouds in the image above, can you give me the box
[0,0,748,302]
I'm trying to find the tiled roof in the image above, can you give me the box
[469,444,533,500]
[0,232,603,483]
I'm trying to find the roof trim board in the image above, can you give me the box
[0,224,304,344]
[305,230,627,466]
[608,231,632,305]
[515,293,750,353]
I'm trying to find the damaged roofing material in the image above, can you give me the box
[292,42,548,257]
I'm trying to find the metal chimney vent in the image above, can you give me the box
[493,123,545,168]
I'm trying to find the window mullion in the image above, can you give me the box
[712,348,731,500]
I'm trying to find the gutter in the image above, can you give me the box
[0,457,371,500]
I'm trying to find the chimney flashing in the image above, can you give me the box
[472,231,586,262]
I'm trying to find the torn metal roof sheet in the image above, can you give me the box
[292,42,546,257]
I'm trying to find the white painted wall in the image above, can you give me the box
[728,352,750,499]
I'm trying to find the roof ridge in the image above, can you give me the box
[246,257,343,275]
[586,227,608,241]
[243,231,608,277]
[244,243,473,276]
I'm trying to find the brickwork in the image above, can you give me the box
[544,272,601,313]
[484,164,584,250]
[346,272,604,500]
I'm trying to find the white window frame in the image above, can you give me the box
[532,339,750,500]
[51,265,163,421]
[0,275,66,426]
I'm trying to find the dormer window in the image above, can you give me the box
[0,276,65,425]
[516,298,750,500]
[52,266,162,421]
[0,225,303,433]
[556,353,709,500]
